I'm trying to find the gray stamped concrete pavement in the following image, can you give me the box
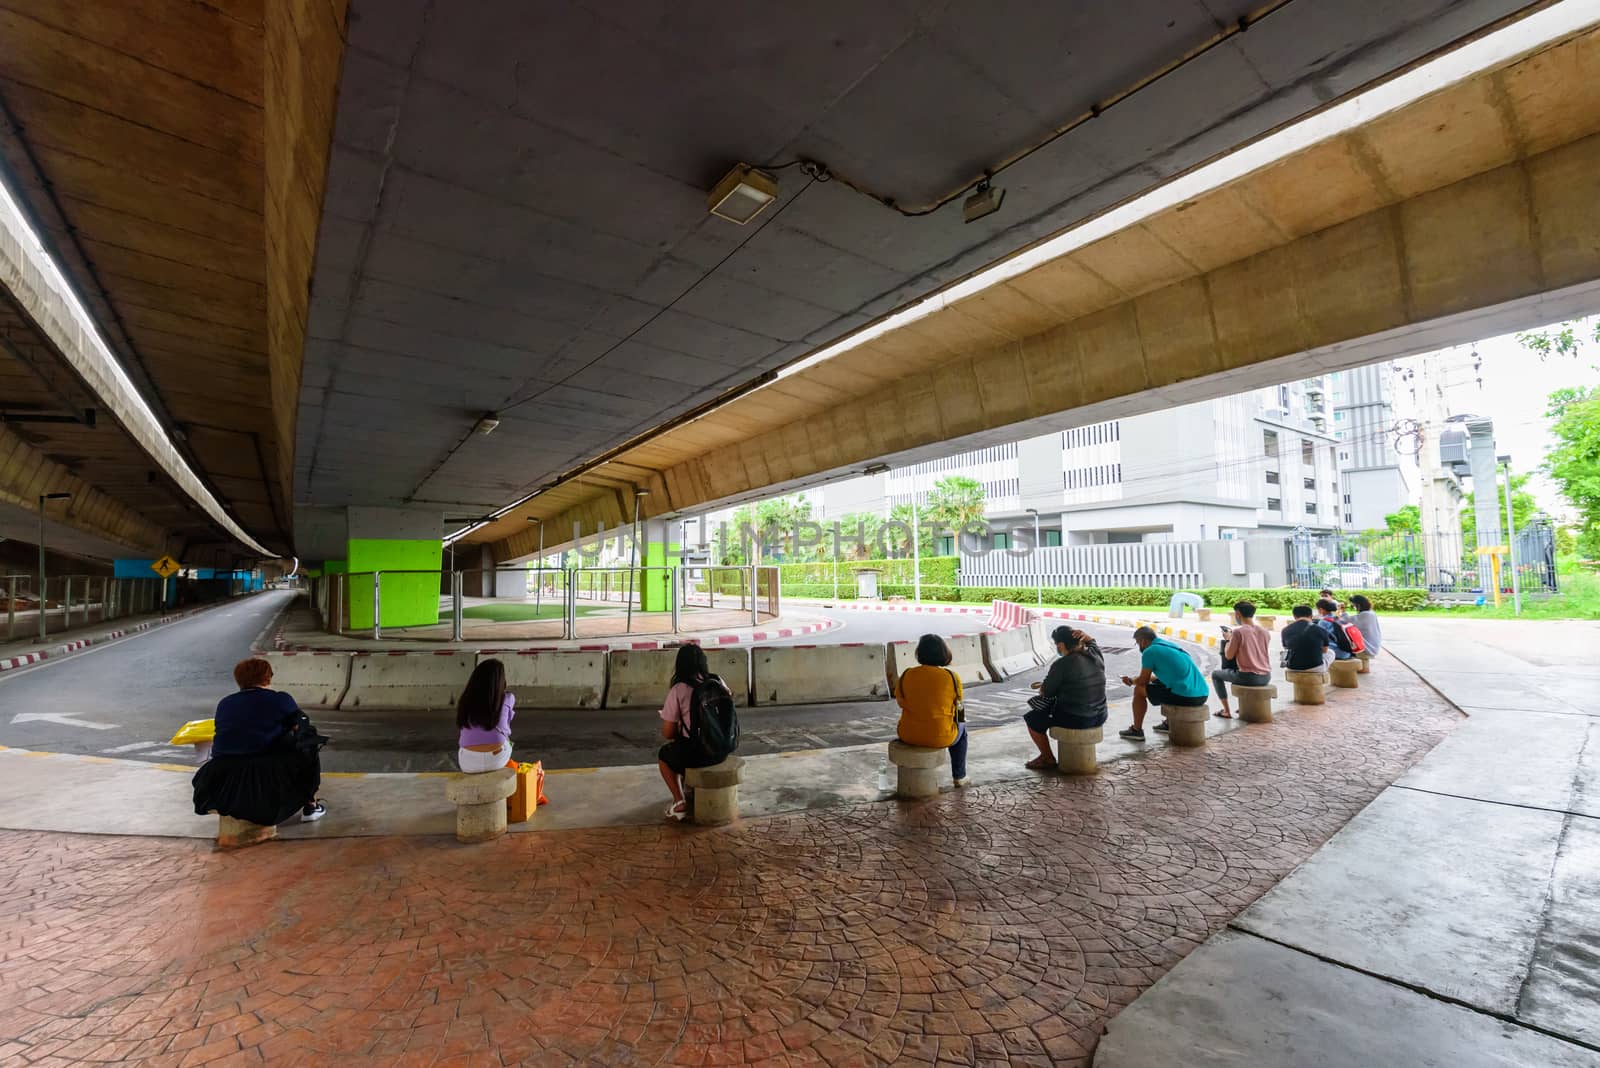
[1096,617,1600,1067]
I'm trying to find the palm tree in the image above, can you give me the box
[927,476,986,538]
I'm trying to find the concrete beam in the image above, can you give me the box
[480,22,1600,564]
[0,425,167,554]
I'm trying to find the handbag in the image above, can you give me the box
[944,668,965,724]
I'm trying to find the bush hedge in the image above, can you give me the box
[774,582,1429,612]
[778,556,957,586]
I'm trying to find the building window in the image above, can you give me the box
[1335,410,1346,422]
[1043,530,1062,547]
[1305,502,1318,515]
[993,533,1010,550]
[1266,497,1282,512]
[1340,450,1350,461]
[1263,429,1279,458]
[1344,493,1352,504]
[1278,385,1290,410]
[1266,470,1280,485]
[1345,513,1353,524]
[1303,477,1316,490]
[1301,439,1315,465]
[938,536,955,555]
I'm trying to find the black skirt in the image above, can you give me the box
[192,748,321,827]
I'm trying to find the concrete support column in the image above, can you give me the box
[1466,418,1502,591]
[304,507,444,630]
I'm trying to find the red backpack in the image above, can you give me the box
[1341,622,1366,654]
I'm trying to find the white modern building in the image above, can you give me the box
[1331,361,1419,530]
[821,378,1344,546]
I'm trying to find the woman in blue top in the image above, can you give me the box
[457,658,515,773]
[1117,626,1210,741]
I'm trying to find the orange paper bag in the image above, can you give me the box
[505,760,549,824]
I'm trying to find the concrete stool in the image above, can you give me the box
[888,740,945,799]
[1356,651,1375,674]
[1166,706,1210,747]
[216,814,275,849]
[687,757,745,825]
[1286,669,1328,705]
[1235,684,1277,724]
[1256,615,1278,632]
[1049,726,1104,774]
[1329,659,1361,688]
[444,768,517,843]
[1196,607,1212,622]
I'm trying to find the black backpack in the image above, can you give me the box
[687,674,739,761]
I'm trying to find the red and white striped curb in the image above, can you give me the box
[273,617,841,654]
[0,606,232,673]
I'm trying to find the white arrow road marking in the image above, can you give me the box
[11,712,120,730]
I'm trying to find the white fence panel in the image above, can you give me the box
[959,541,1205,589]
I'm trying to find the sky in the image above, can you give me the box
[1423,315,1600,520]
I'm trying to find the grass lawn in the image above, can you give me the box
[461,603,608,622]
[1409,570,1600,620]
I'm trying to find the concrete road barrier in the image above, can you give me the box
[341,652,475,710]
[263,652,352,709]
[886,633,993,691]
[752,643,889,705]
[493,651,607,709]
[604,647,750,708]
[982,626,1042,681]
[1028,619,1057,664]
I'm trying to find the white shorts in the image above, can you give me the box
[457,742,512,774]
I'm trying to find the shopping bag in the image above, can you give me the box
[505,760,549,823]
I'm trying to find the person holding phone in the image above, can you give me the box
[894,634,969,787]
[1211,601,1273,718]
[1023,626,1108,770]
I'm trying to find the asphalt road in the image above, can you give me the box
[0,593,1200,773]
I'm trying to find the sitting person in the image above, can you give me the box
[1023,626,1107,770]
[1281,604,1333,670]
[1211,600,1273,719]
[457,657,514,773]
[1319,588,1342,617]
[1349,594,1382,656]
[192,657,327,826]
[1316,598,1356,660]
[1118,626,1210,741]
[895,634,969,786]
[657,644,730,821]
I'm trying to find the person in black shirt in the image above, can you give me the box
[1280,604,1333,671]
[1023,626,1108,770]
[193,658,328,826]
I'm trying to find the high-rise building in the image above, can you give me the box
[1331,362,1419,530]
[820,378,1343,545]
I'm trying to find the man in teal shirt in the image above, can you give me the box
[1118,626,1210,740]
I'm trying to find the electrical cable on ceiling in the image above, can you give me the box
[759,0,1297,218]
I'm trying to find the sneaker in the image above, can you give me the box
[1118,727,1145,741]
[300,801,327,823]
[953,777,970,788]
[1152,721,1170,734]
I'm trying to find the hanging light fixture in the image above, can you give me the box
[707,164,778,224]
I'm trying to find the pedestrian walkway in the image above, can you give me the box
[1097,617,1600,1065]
[0,644,1464,1065]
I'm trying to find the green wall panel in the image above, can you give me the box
[346,539,441,629]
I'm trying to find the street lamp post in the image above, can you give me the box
[37,492,71,640]
[529,518,544,616]
[1499,455,1521,616]
[1025,508,1042,606]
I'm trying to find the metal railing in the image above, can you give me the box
[311,565,781,642]
[1286,522,1559,595]
[3,573,175,641]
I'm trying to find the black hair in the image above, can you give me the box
[457,658,507,731]
[1350,594,1372,612]
[1133,625,1157,644]
[1316,598,1338,615]
[670,643,710,686]
[1052,626,1097,655]
[1233,600,1256,619]
[1319,588,1335,598]
[1292,604,1314,619]
[915,633,952,667]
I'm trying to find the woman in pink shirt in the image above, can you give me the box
[1211,600,1273,719]
[657,644,723,821]
[456,658,515,772]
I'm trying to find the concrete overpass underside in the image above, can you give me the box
[470,19,1600,562]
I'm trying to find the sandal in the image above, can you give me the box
[1025,755,1056,771]
[1213,710,1233,719]
[665,800,688,822]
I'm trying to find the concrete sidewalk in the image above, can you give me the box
[1095,618,1600,1065]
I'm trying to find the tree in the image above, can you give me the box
[1544,386,1600,557]
[1516,317,1600,362]
[721,494,817,563]
[1460,472,1539,540]
[926,476,986,533]
[1383,505,1420,535]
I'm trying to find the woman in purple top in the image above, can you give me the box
[456,658,515,773]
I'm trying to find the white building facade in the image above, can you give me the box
[1332,361,1419,530]
[821,379,1344,547]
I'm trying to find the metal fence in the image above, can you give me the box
[312,565,781,642]
[959,541,1206,589]
[3,573,177,641]
[1285,521,1559,595]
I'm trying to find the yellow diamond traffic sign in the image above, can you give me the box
[150,555,181,579]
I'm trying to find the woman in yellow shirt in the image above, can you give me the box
[894,634,968,786]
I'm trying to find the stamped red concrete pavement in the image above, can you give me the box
[0,662,1460,1067]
